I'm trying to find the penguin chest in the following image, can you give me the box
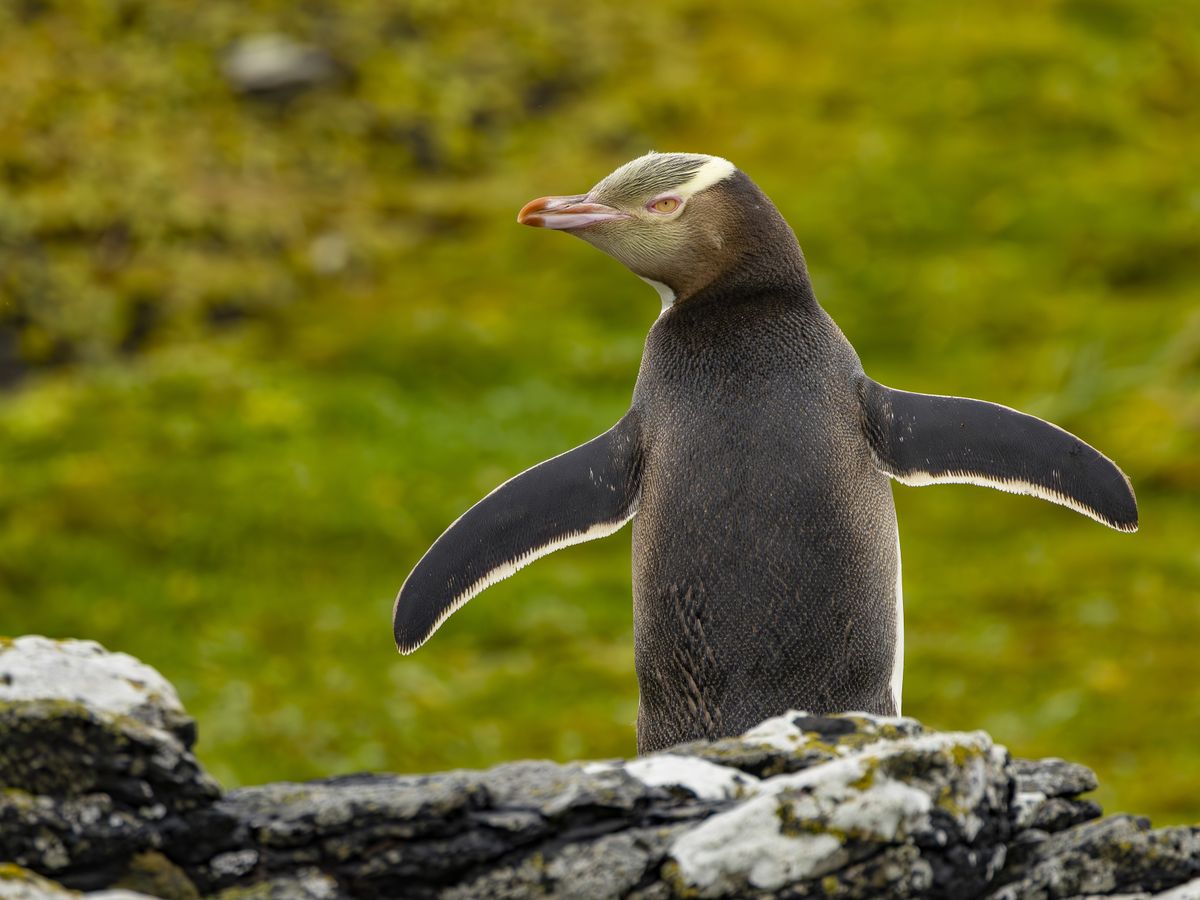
[628,389,900,748]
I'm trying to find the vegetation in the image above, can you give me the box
[1,0,1197,823]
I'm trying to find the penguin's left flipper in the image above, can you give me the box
[860,379,1138,532]
[393,413,642,653]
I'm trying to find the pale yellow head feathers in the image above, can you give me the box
[518,152,744,306]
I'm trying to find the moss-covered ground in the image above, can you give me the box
[1,1,1197,822]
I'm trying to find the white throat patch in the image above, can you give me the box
[640,276,676,310]
[676,156,737,200]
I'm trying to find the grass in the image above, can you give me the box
[1,0,1198,823]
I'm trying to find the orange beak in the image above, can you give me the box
[517,194,630,230]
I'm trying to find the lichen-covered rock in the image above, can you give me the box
[1009,758,1099,799]
[987,815,1200,900]
[0,638,219,889]
[209,869,342,900]
[1009,756,1104,835]
[0,636,198,748]
[2,636,1198,899]
[1156,878,1200,900]
[669,712,926,778]
[664,730,1010,898]
[0,862,156,899]
[0,864,79,899]
[190,762,698,897]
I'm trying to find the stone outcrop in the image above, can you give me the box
[1,636,1197,899]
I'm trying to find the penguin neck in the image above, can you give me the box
[664,174,817,313]
[688,244,813,309]
[671,230,815,313]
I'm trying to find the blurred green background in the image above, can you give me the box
[1,0,1197,823]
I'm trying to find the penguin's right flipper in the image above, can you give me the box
[393,413,642,653]
[860,378,1138,531]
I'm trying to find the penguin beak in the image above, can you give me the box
[517,194,629,230]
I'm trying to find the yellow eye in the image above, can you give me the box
[650,197,680,214]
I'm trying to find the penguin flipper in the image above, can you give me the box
[859,378,1138,532]
[393,413,642,653]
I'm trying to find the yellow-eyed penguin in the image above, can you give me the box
[392,152,1138,754]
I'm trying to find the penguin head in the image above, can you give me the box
[518,152,782,306]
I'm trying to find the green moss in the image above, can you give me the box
[660,859,702,899]
[949,743,984,768]
[849,759,879,792]
[776,797,850,842]
[113,851,199,900]
[0,863,31,882]
[0,864,71,894]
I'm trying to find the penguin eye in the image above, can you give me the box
[647,196,681,215]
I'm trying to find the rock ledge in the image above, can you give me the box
[1,637,1196,899]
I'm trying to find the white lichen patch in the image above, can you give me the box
[826,777,932,839]
[1158,877,1200,899]
[1012,791,1048,830]
[739,710,921,755]
[670,794,847,896]
[0,636,184,725]
[738,710,814,751]
[624,754,760,801]
[668,731,1004,896]
[0,864,81,898]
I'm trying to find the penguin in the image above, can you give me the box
[392,152,1138,754]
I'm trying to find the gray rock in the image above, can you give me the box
[441,826,689,900]
[1010,757,1100,799]
[193,761,690,896]
[0,635,198,749]
[1156,877,1200,899]
[669,711,925,778]
[988,815,1200,900]
[0,865,79,899]
[1028,797,1104,833]
[0,864,156,899]
[3,635,1199,900]
[0,637,219,889]
[210,869,343,899]
[663,730,1010,898]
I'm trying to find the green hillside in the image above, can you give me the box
[1,0,1197,822]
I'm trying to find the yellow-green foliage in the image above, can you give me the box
[0,0,1197,824]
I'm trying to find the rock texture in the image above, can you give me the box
[1,637,1197,900]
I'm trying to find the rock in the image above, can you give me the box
[0,637,218,891]
[1,635,1198,899]
[0,864,79,899]
[668,711,926,778]
[0,636,196,745]
[221,35,342,98]
[1157,878,1200,899]
[210,869,341,900]
[1010,757,1099,798]
[108,851,199,900]
[0,862,156,898]
[190,762,692,897]
[1010,756,1104,835]
[987,815,1200,900]
[664,731,1009,898]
